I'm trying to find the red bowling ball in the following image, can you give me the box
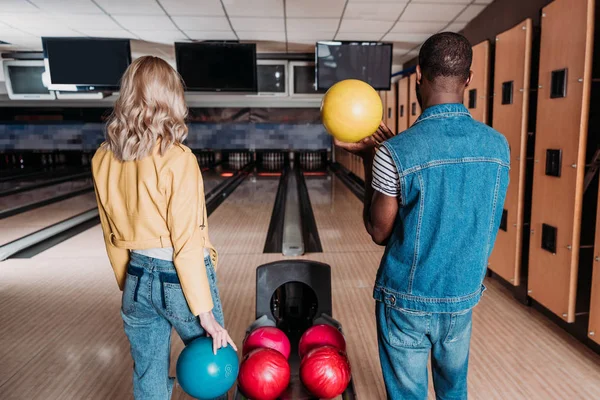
[238,348,291,400]
[242,326,291,359]
[300,346,351,399]
[298,324,346,359]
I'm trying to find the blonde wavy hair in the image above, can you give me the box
[106,56,188,161]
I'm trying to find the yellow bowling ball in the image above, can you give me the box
[321,79,383,143]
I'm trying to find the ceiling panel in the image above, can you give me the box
[113,15,176,30]
[456,4,486,22]
[56,14,122,30]
[391,21,446,34]
[94,0,164,15]
[0,14,63,28]
[237,31,284,41]
[134,30,188,43]
[286,18,338,32]
[185,30,237,40]
[335,32,383,41]
[0,24,36,37]
[286,0,345,18]
[400,3,464,22]
[0,1,41,14]
[172,16,231,31]
[230,17,284,32]
[344,2,407,21]
[158,0,224,16]
[339,19,394,33]
[383,32,431,43]
[80,29,137,38]
[222,0,284,17]
[287,30,335,42]
[23,27,86,36]
[31,0,103,14]
[445,21,468,32]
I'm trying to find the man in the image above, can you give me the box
[336,32,510,399]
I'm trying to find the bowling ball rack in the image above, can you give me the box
[233,260,357,400]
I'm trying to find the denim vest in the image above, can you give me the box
[373,103,510,313]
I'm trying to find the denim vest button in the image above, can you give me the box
[388,295,396,305]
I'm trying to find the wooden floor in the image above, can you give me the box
[1,174,600,399]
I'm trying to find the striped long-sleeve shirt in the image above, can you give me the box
[371,146,400,197]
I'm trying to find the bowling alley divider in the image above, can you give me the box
[488,18,537,294]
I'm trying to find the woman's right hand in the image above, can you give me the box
[199,311,238,355]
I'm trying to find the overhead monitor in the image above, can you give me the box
[3,60,55,100]
[42,37,131,92]
[175,42,258,92]
[316,41,393,90]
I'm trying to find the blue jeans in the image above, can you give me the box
[121,252,225,400]
[376,302,473,400]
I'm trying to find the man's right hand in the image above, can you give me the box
[334,121,396,157]
[199,311,238,355]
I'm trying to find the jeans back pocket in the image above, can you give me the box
[386,306,431,349]
[444,308,473,344]
[160,272,197,323]
[122,265,144,314]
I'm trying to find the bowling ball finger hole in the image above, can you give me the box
[270,281,318,332]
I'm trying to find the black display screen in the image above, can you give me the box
[175,42,257,92]
[316,41,392,90]
[42,38,131,89]
[8,65,50,94]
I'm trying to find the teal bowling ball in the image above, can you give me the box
[176,337,239,399]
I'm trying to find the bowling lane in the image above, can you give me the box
[304,174,382,254]
[0,177,93,211]
[0,167,225,246]
[0,167,86,190]
[208,175,280,255]
[202,169,227,194]
[0,192,97,246]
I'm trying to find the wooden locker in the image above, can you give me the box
[397,77,410,132]
[465,40,490,124]
[591,185,600,345]
[488,19,534,286]
[380,91,387,125]
[385,83,397,134]
[528,0,596,322]
[408,73,421,126]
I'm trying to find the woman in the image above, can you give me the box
[92,56,236,399]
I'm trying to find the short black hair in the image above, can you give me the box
[418,32,472,82]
